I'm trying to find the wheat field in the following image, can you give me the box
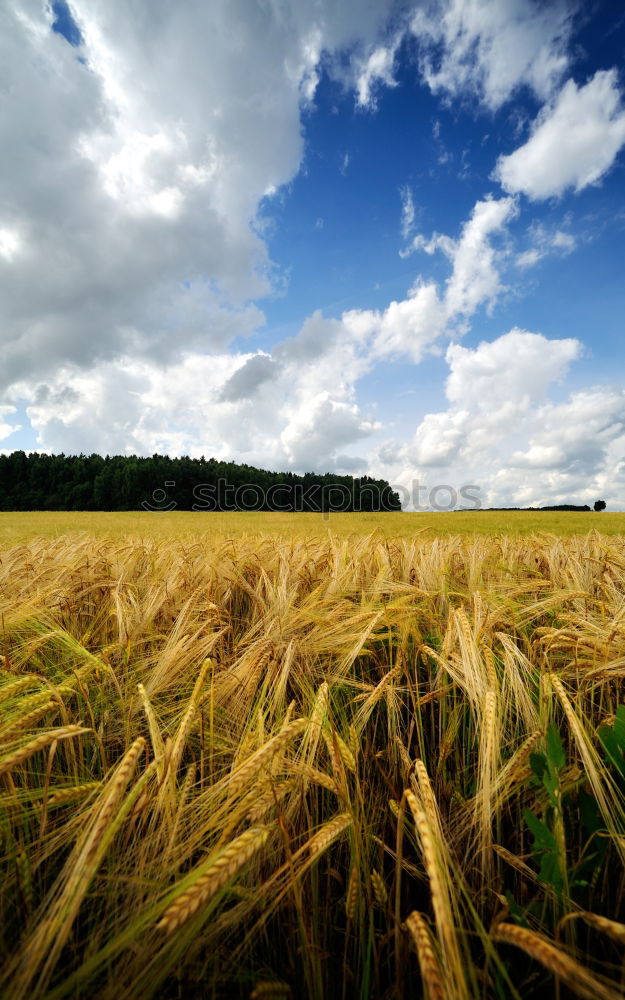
[1,525,625,998]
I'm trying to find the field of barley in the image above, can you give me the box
[2,520,625,998]
[2,509,625,545]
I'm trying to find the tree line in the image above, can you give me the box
[0,451,402,512]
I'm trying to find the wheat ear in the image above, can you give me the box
[493,923,623,1000]
[228,718,306,798]
[404,788,467,999]
[345,865,359,921]
[0,700,58,739]
[405,911,444,1000]
[157,826,268,933]
[560,911,625,946]
[48,781,101,807]
[0,725,89,776]
[308,812,352,857]
[371,869,387,908]
[250,982,291,998]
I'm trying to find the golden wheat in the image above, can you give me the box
[0,527,624,998]
[0,724,90,776]
[405,910,445,1000]
[157,826,269,933]
[492,923,623,1000]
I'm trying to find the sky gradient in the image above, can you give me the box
[1,0,624,509]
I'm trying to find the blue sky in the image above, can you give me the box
[1,0,624,508]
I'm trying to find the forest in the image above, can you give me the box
[0,451,402,512]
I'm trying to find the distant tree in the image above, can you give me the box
[594,500,607,512]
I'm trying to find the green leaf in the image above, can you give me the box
[530,751,546,780]
[598,723,625,778]
[546,723,565,772]
[524,808,556,852]
[578,788,603,835]
[614,704,625,734]
[542,770,560,809]
[505,891,529,928]
[539,851,564,896]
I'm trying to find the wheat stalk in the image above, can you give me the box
[84,737,146,862]
[404,788,468,1000]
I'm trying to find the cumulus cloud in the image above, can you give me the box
[218,354,281,402]
[292,195,519,367]
[0,0,400,389]
[280,395,379,469]
[489,386,625,507]
[10,339,377,472]
[406,195,518,323]
[372,329,611,508]
[411,410,467,466]
[369,281,446,362]
[3,2,622,509]
[441,196,518,317]
[444,329,581,415]
[510,388,625,476]
[496,70,625,199]
[7,190,525,467]
[411,0,574,109]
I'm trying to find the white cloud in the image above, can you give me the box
[516,248,542,269]
[370,281,446,362]
[372,329,606,508]
[411,0,574,109]
[7,191,525,465]
[442,196,518,317]
[354,38,400,108]
[515,222,576,268]
[399,185,415,240]
[0,226,23,261]
[280,394,379,469]
[444,330,581,415]
[510,388,625,476]
[407,195,518,320]
[0,405,21,441]
[323,194,518,365]
[0,0,400,388]
[11,337,378,473]
[412,410,468,466]
[496,70,625,199]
